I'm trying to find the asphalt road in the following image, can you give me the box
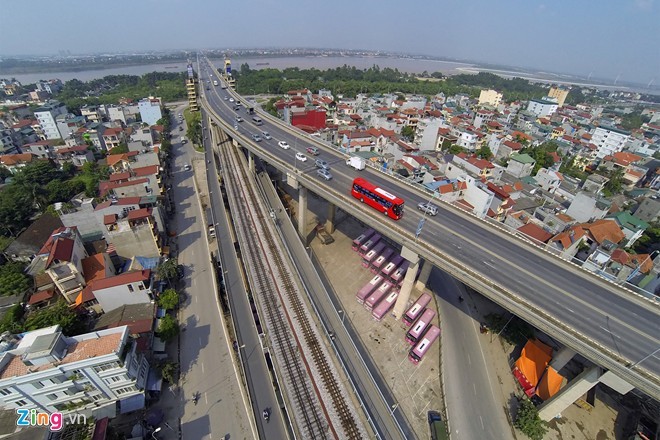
[169,108,253,439]
[196,92,289,438]
[431,270,515,440]
[198,57,660,398]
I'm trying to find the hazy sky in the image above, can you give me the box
[1,0,658,84]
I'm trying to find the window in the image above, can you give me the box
[138,284,145,290]
[46,393,58,400]
[15,400,28,407]
[91,394,103,401]
[115,386,136,395]
[127,285,134,293]
[93,361,120,373]
[0,389,11,396]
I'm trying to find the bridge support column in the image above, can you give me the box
[392,248,421,319]
[537,366,601,421]
[247,151,255,173]
[414,259,433,291]
[325,203,336,234]
[297,187,308,238]
[550,346,576,371]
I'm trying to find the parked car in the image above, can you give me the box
[417,201,439,216]
[262,131,272,140]
[251,134,262,142]
[306,146,319,155]
[315,159,330,170]
[316,169,333,180]
[183,164,191,171]
[278,141,290,149]
[295,152,307,162]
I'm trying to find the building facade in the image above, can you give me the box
[137,98,162,126]
[591,126,631,159]
[34,101,68,140]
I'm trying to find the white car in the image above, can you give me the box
[295,152,307,162]
[229,98,234,102]
[278,141,290,149]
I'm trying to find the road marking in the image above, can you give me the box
[473,383,477,395]
[195,295,198,304]
[599,326,622,340]
[480,416,484,429]
[201,362,205,373]
[467,353,471,365]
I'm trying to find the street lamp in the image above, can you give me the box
[415,191,438,242]
[629,347,660,369]
[151,427,161,440]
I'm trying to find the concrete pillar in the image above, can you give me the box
[297,187,308,238]
[248,151,255,173]
[392,251,421,319]
[325,203,337,234]
[537,366,601,421]
[414,259,433,291]
[549,346,576,371]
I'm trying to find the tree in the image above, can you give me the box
[400,125,415,141]
[159,361,178,383]
[448,144,466,155]
[157,315,179,342]
[633,222,660,254]
[24,300,87,336]
[158,289,180,310]
[157,258,179,281]
[108,144,129,154]
[476,146,493,160]
[0,303,24,333]
[602,168,624,197]
[514,398,547,440]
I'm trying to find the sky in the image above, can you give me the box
[1,0,658,84]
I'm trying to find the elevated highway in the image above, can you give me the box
[197,58,660,401]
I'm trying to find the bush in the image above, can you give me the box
[514,398,547,440]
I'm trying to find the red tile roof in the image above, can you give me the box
[517,223,553,243]
[109,172,130,182]
[28,289,55,305]
[132,165,159,177]
[91,270,151,291]
[127,207,152,220]
[82,254,108,284]
[583,219,625,245]
[46,237,74,267]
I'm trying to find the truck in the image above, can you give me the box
[346,156,366,171]
[427,411,449,440]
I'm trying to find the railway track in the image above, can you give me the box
[217,135,364,439]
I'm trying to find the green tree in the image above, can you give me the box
[476,145,493,160]
[448,144,466,155]
[158,289,180,310]
[514,398,547,440]
[157,258,179,281]
[159,361,178,383]
[157,315,179,343]
[633,222,660,254]
[400,125,415,141]
[602,168,624,197]
[0,303,24,333]
[108,144,129,154]
[520,141,557,175]
[24,300,87,336]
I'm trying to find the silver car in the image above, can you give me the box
[262,131,272,140]
[317,169,333,180]
[417,202,438,216]
[251,134,262,142]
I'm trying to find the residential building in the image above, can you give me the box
[137,98,162,126]
[478,89,503,107]
[591,126,630,159]
[80,106,102,124]
[26,227,89,304]
[107,105,128,124]
[566,192,610,223]
[4,213,64,262]
[55,114,86,140]
[0,153,40,174]
[547,225,587,260]
[35,79,63,95]
[186,64,199,112]
[634,195,660,222]
[534,168,563,193]
[548,87,569,107]
[582,174,609,194]
[91,270,153,313]
[527,98,558,118]
[606,211,649,248]
[102,127,126,151]
[0,325,149,417]
[103,207,164,258]
[506,153,536,178]
[54,145,95,167]
[20,141,53,160]
[34,101,68,140]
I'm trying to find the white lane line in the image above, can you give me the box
[195,295,198,304]
[473,383,477,395]
[599,326,622,340]
[467,353,471,365]
[201,362,205,373]
[480,416,484,430]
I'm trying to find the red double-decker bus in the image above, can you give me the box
[351,178,404,220]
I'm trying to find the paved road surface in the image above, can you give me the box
[170,106,253,440]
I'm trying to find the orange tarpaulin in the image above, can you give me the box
[536,366,563,400]
[513,339,564,401]
[514,339,552,387]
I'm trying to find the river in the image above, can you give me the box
[2,56,652,93]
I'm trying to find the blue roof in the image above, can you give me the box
[135,256,160,269]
